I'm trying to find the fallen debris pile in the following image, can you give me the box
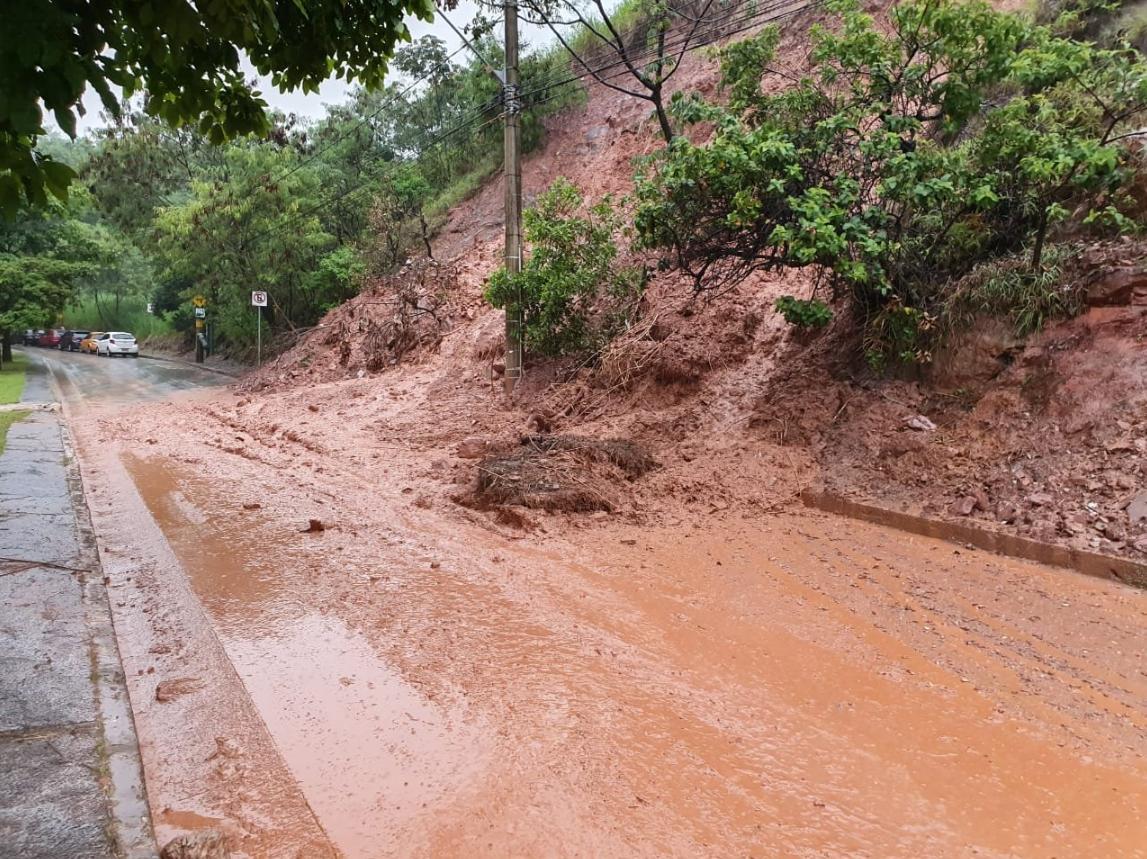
[464,435,657,514]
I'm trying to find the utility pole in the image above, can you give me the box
[503,0,523,397]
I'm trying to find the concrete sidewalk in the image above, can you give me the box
[0,360,154,858]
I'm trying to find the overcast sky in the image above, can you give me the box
[60,2,554,136]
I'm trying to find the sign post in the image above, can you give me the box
[192,295,207,363]
[251,291,268,367]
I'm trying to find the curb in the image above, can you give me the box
[137,352,241,378]
[801,489,1147,590]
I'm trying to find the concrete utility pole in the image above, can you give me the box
[503,0,523,397]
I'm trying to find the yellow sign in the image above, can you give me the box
[192,295,207,308]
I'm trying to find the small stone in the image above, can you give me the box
[456,437,488,459]
[242,502,262,510]
[949,496,977,516]
[905,415,937,432]
[1026,493,1054,507]
[972,487,990,512]
[1127,492,1147,525]
[160,829,230,859]
[302,518,325,533]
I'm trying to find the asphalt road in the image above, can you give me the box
[20,347,226,408]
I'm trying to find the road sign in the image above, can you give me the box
[251,291,268,307]
[146,302,154,314]
[192,295,207,308]
[194,307,206,319]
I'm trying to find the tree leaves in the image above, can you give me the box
[2,0,435,214]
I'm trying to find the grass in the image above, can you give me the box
[0,353,28,405]
[0,410,31,456]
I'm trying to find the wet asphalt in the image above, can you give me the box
[0,350,218,859]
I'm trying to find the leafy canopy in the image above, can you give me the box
[1,0,434,216]
[634,0,1147,341]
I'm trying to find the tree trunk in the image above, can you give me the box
[2,331,11,364]
[1031,206,1050,270]
[420,213,433,259]
[652,91,674,145]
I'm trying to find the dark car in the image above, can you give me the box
[22,330,41,346]
[37,329,62,348]
[59,330,90,351]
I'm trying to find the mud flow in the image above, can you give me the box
[79,439,1147,858]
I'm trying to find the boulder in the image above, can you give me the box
[1086,266,1147,307]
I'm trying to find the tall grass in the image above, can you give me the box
[61,295,173,338]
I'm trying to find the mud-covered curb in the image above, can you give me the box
[802,490,1147,590]
[138,352,241,378]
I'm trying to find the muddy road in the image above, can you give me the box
[30,347,1147,858]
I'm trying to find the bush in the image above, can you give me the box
[774,296,833,328]
[485,179,644,357]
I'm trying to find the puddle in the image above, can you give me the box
[122,454,488,857]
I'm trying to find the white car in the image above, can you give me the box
[97,332,140,358]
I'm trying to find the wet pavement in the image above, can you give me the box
[0,355,153,858]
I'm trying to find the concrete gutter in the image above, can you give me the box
[802,489,1147,590]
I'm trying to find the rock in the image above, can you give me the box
[302,518,325,533]
[930,316,1023,389]
[996,503,1020,524]
[241,502,261,510]
[155,678,203,703]
[1086,266,1147,307]
[1103,521,1127,542]
[949,496,977,516]
[1127,492,1147,525]
[1105,471,1137,491]
[972,487,991,512]
[456,437,488,459]
[160,829,230,859]
[1026,493,1054,507]
[880,434,927,457]
[905,414,937,432]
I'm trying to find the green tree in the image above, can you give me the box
[1,0,434,215]
[0,201,103,360]
[486,179,643,357]
[634,0,1147,361]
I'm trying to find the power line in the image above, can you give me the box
[232,0,818,247]
[518,0,818,104]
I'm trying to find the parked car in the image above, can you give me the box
[79,333,103,354]
[37,329,63,348]
[59,330,90,352]
[22,330,41,346]
[97,332,139,358]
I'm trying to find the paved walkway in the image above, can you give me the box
[0,357,154,858]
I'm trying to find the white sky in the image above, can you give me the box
[59,3,554,136]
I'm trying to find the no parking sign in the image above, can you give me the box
[251,291,268,307]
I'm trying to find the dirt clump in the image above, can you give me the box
[464,434,656,514]
[242,257,472,391]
